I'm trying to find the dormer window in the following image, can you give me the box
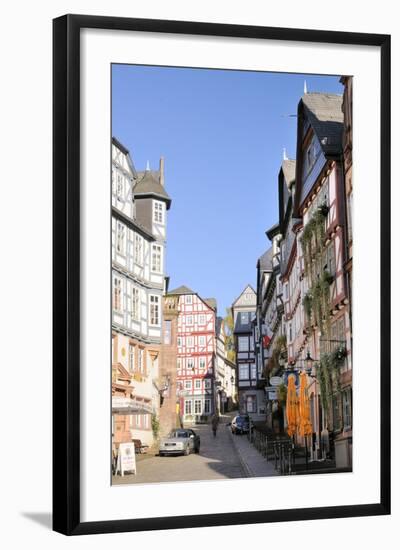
[153,201,164,224]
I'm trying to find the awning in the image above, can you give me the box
[112,396,152,415]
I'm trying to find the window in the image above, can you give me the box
[184,400,192,415]
[199,314,205,325]
[204,399,211,414]
[326,242,335,276]
[239,364,249,380]
[187,336,194,347]
[113,277,122,312]
[194,379,201,390]
[304,135,318,176]
[129,344,135,372]
[185,295,192,304]
[112,166,116,194]
[149,295,160,326]
[333,393,341,431]
[186,315,193,325]
[116,172,123,200]
[153,201,164,224]
[177,337,182,347]
[185,380,192,390]
[241,312,249,324]
[342,388,352,430]
[187,358,194,370]
[138,348,145,374]
[251,364,257,380]
[238,337,249,352]
[194,399,202,414]
[164,320,171,344]
[204,379,211,389]
[116,222,125,255]
[134,234,143,265]
[199,335,206,346]
[177,358,182,370]
[131,287,139,321]
[151,244,162,273]
[199,357,206,369]
[246,395,257,413]
[347,192,353,241]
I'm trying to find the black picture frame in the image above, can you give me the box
[53,14,391,535]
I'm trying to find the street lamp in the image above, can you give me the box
[304,349,317,378]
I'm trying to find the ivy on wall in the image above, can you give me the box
[316,346,346,415]
[300,204,332,335]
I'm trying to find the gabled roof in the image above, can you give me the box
[231,284,257,308]
[134,170,171,208]
[168,285,196,295]
[301,93,344,155]
[293,92,344,216]
[204,298,217,311]
[281,159,296,188]
[258,247,273,272]
[112,136,137,177]
[266,222,280,241]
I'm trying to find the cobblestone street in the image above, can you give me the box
[113,415,277,485]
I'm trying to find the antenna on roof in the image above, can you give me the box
[146,160,150,171]
[304,80,308,94]
[283,147,288,161]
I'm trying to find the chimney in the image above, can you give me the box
[159,156,165,187]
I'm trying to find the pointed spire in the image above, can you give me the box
[146,160,150,171]
[304,80,308,94]
[283,147,288,161]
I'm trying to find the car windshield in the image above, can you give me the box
[169,430,189,438]
[237,417,248,424]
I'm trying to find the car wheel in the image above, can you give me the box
[195,445,200,454]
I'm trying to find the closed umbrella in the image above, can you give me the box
[286,374,298,437]
[298,372,313,437]
[298,371,313,468]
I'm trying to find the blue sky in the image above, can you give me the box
[112,65,343,316]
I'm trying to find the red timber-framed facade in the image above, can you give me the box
[166,285,217,425]
[293,90,352,467]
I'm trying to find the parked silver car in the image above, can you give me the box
[159,429,201,456]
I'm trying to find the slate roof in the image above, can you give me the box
[258,247,273,272]
[216,316,223,335]
[266,222,280,241]
[134,170,171,207]
[204,298,217,311]
[168,285,196,295]
[302,93,344,155]
[233,313,254,334]
[282,159,296,187]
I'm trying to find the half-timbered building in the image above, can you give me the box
[232,285,267,420]
[167,286,217,424]
[111,137,171,450]
[293,92,352,466]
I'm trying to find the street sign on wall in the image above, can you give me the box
[269,376,283,386]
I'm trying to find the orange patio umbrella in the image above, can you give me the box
[298,372,313,437]
[286,374,298,437]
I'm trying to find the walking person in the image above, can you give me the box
[211,413,219,437]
